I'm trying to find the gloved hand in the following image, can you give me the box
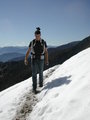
[24,59,28,66]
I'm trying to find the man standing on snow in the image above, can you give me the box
[24,27,49,94]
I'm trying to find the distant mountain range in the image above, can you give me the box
[0,46,27,55]
[0,52,25,62]
[48,41,80,54]
[0,42,79,62]
[48,36,90,66]
[0,46,27,62]
[0,45,56,62]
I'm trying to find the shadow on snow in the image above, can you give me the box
[43,75,72,90]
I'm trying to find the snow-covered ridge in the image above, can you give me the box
[28,48,90,120]
[0,48,90,120]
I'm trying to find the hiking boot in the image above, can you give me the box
[32,89,40,94]
[39,84,43,87]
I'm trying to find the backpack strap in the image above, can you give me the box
[40,39,45,55]
[31,39,36,54]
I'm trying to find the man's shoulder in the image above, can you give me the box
[30,39,35,43]
[41,39,47,47]
[32,39,36,42]
[41,39,46,44]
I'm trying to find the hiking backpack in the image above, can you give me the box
[31,39,45,59]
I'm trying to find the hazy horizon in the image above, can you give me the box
[0,39,83,48]
[0,38,81,48]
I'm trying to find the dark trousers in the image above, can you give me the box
[31,59,44,90]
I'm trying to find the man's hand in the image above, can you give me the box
[45,61,49,66]
[44,48,49,66]
[24,47,31,66]
[24,59,28,66]
[24,47,31,65]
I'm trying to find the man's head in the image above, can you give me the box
[35,27,41,40]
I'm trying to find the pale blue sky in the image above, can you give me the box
[0,0,90,47]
